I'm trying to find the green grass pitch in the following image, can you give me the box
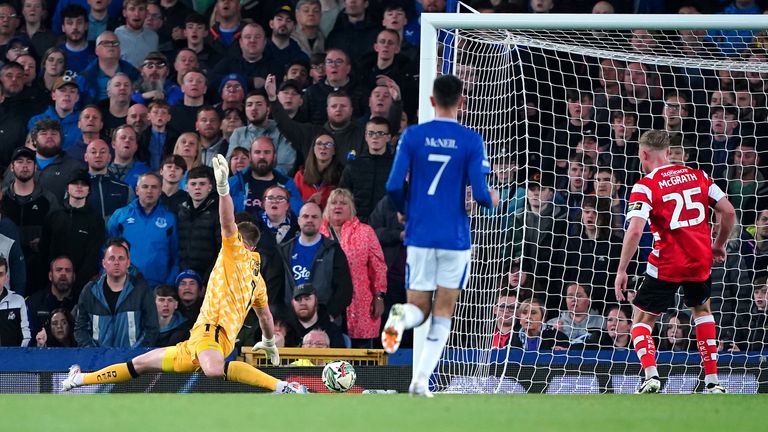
[2,394,764,432]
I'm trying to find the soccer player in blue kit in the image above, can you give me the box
[382,74,499,397]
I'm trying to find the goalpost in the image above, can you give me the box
[416,13,768,394]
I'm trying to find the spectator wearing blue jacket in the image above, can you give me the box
[708,0,762,56]
[78,32,141,104]
[107,125,151,190]
[228,136,303,217]
[107,172,180,288]
[27,77,83,152]
[74,239,158,348]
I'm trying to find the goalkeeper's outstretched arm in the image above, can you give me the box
[212,155,237,238]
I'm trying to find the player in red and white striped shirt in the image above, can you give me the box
[615,130,736,394]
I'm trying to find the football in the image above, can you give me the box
[322,360,356,392]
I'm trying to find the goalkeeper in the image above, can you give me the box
[63,155,308,394]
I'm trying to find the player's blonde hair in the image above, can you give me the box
[638,130,669,152]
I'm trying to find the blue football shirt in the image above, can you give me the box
[386,118,493,250]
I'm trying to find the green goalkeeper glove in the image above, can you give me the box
[253,336,279,366]
[212,154,230,196]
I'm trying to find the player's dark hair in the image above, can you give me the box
[433,74,463,108]
[238,221,261,246]
[638,130,669,151]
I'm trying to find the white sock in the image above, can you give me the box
[704,374,719,386]
[645,366,659,380]
[413,316,451,383]
[402,303,425,330]
[274,380,287,393]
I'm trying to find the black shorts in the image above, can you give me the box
[633,275,711,315]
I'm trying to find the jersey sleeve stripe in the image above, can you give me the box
[708,183,726,202]
[631,183,653,202]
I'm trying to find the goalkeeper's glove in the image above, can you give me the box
[253,336,280,366]
[211,154,230,196]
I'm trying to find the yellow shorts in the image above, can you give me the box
[161,324,233,373]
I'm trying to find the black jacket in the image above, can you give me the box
[39,201,106,291]
[302,78,369,126]
[25,287,77,334]
[2,152,87,205]
[277,235,353,320]
[176,195,221,283]
[87,174,133,222]
[339,150,394,222]
[0,104,27,170]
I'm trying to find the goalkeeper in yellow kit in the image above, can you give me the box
[63,155,308,394]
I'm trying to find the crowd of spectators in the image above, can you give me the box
[0,0,766,357]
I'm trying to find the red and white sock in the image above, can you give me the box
[694,315,719,385]
[632,323,658,379]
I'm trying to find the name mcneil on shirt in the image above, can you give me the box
[424,137,458,149]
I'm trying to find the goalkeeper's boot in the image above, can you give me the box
[703,383,727,394]
[282,382,310,394]
[409,380,434,398]
[61,364,81,391]
[381,303,405,354]
[636,376,661,394]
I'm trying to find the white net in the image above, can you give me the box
[431,20,768,394]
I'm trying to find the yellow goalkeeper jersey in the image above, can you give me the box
[194,231,268,348]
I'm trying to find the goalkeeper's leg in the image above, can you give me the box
[62,348,165,390]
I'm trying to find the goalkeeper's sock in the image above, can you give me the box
[694,315,719,383]
[402,303,425,330]
[82,361,139,385]
[631,323,658,379]
[413,316,451,384]
[224,361,279,391]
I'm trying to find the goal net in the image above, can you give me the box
[421,13,768,394]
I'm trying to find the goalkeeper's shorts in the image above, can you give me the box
[162,324,233,373]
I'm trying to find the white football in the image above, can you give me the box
[322,360,356,392]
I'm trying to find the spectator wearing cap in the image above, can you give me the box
[326,0,381,63]
[1,146,61,294]
[276,79,307,122]
[153,284,192,346]
[84,139,133,222]
[228,88,297,175]
[287,283,346,348]
[79,31,141,105]
[266,5,310,75]
[27,76,83,153]
[506,169,567,294]
[40,170,106,291]
[278,202,353,323]
[291,0,325,58]
[207,0,245,59]
[115,0,160,68]
[215,73,247,114]
[177,166,220,282]
[159,154,189,215]
[58,5,95,73]
[8,119,86,204]
[132,52,183,106]
[5,36,36,64]
[196,106,229,166]
[212,22,282,91]
[175,269,203,321]
[107,172,180,287]
[180,13,220,72]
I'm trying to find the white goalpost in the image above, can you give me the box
[416,13,768,394]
